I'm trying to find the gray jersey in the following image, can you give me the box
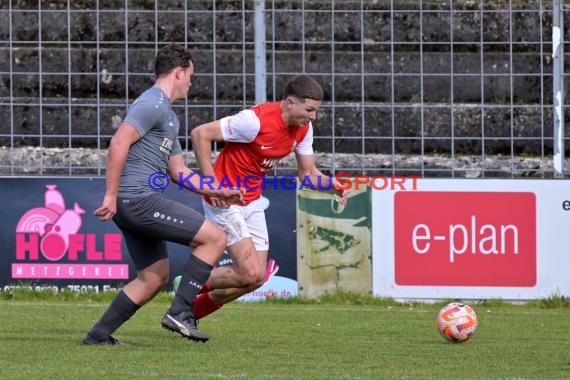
[118,86,183,198]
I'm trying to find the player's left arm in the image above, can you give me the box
[295,153,348,206]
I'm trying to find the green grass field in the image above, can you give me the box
[1,291,569,379]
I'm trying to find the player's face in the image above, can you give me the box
[286,96,321,127]
[176,61,194,99]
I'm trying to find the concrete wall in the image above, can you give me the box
[0,1,564,156]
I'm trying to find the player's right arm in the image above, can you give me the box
[94,122,141,221]
[190,120,224,179]
[191,110,260,177]
[191,111,260,207]
[190,120,227,207]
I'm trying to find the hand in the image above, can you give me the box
[212,188,246,206]
[94,194,117,221]
[209,196,227,207]
[332,181,349,206]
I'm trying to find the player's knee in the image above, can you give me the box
[196,222,228,252]
[209,228,228,252]
[242,266,265,288]
[251,275,265,289]
[245,277,265,293]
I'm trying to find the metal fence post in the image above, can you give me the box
[254,0,267,105]
[553,0,565,177]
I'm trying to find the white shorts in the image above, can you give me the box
[202,197,269,251]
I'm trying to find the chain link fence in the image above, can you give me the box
[0,0,567,177]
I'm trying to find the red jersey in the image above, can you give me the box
[206,102,314,205]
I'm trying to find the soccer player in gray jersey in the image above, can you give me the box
[82,44,244,345]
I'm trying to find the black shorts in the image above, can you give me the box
[113,193,206,271]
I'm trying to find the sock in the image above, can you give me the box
[194,293,223,320]
[197,262,216,295]
[169,254,213,315]
[89,290,140,341]
[198,282,213,295]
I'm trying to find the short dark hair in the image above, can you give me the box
[154,44,193,78]
[282,75,324,101]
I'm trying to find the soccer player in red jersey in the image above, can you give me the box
[190,75,348,319]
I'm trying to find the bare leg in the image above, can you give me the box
[84,258,170,344]
[161,220,228,342]
[122,258,169,305]
[168,219,227,311]
[190,219,229,266]
[206,237,268,304]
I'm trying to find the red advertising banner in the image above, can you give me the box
[394,191,536,286]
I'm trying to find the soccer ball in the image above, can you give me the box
[437,302,478,343]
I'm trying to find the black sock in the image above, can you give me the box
[169,255,213,315]
[89,290,140,341]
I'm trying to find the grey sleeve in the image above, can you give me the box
[171,138,182,156]
[124,101,165,137]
